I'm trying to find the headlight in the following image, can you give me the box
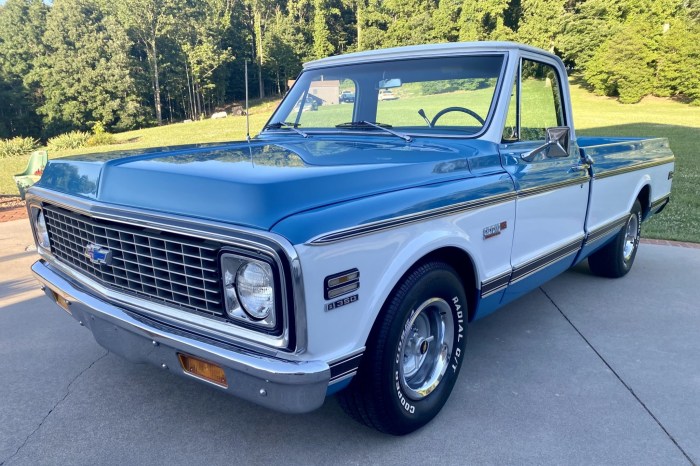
[236,262,274,319]
[221,253,276,329]
[32,207,51,250]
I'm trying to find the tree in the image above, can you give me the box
[36,0,147,134]
[458,0,513,41]
[584,26,656,104]
[0,0,48,138]
[378,0,440,47]
[517,0,566,51]
[558,0,621,69]
[115,0,179,125]
[264,10,305,93]
[655,18,700,103]
[313,0,335,58]
[181,0,235,119]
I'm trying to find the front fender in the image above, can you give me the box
[288,196,516,363]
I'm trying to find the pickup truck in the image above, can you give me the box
[27,42,674,435]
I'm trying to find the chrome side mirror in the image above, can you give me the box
[521,127,571,162]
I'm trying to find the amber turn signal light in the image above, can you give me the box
[178,353,228,388]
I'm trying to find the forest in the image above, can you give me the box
[0,0,698,141]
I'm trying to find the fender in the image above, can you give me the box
[290,198,515,362]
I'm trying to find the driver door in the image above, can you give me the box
[500,58,590,303]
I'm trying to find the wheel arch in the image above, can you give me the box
[365,246,479,350]
[411,247,479,322]
[636,184,652,220]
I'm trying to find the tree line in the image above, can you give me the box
[0,0,698,140]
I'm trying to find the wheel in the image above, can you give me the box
[588,200,642,278]
[430,106,485,126]
[337,261,468,435]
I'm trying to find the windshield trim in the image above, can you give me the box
[262,52,509,141]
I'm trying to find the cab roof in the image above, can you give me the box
[303,41,552,70]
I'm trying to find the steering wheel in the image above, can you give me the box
[430,107,485,127]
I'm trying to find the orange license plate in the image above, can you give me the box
[52,291,72,315]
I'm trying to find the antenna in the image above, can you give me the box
[245,59,250,142]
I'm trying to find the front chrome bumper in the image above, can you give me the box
[32,260,331,414]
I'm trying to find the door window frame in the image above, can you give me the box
[502,57,568,144]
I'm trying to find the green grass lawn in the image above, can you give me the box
[1,84,698,242]
[570,86,700,243]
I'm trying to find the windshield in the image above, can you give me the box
[266,54,505,137]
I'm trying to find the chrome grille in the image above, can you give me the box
[43,205,224,317]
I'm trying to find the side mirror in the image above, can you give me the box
[521,127,570,162]
[544,126,570,158]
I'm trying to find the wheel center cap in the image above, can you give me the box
[419,340,429,355]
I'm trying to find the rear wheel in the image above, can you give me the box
[338,261,468,435]
[588,200,642,278]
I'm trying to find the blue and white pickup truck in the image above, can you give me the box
[27,42,674,435]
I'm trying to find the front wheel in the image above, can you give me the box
[337,261,468,435]
[588,200,642,278]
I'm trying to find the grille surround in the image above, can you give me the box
[43,204,225,318]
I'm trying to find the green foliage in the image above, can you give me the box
[86,122,116,146]
[0,0,48,138]
[458,0,513,41]
[516,0,566,50]
[1,0,699,140]
[313,0,335,58]
[655,19,700,104]
[584,27,655,104]
[0,136,40,159]
[420,79,488,95]
[47,131,91,151]
[37,0,148,136]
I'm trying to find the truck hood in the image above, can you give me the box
[36,137,487,230]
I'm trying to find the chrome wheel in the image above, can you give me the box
[623,212,639,262]
[399,298,454,400]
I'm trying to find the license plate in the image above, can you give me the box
[52,291,73,315]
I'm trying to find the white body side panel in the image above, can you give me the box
[588,162,674,230]
[295,200,515,363]
[510,183,589,267]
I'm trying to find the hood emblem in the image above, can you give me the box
[84,243,112,265]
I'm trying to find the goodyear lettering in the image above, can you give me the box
[395,371,415,414]
[393,309,418,414]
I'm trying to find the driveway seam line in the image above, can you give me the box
[539,287,696,466]
[0,350,109,466]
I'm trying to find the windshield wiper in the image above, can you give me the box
[264,121,310,138]
[335,121,412,142]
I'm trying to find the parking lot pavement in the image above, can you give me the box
[1,218,698,466]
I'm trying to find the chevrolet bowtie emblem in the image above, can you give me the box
[84,243,112,265]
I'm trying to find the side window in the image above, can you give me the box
[519,59,565,141]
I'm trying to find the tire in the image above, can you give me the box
[337,261,468,435]
[588,200,642,278]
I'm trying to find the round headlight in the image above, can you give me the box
[35,209,50,250]
[236,261,274,320]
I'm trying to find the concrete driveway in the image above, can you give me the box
[1,218,698,466]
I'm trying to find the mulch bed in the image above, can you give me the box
[0,196,28,222]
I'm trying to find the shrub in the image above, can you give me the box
[86,132,116,146]
[0,136,40,159]
[47,131,91,151]
[86,122,116,147]
[584,27,655,104]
